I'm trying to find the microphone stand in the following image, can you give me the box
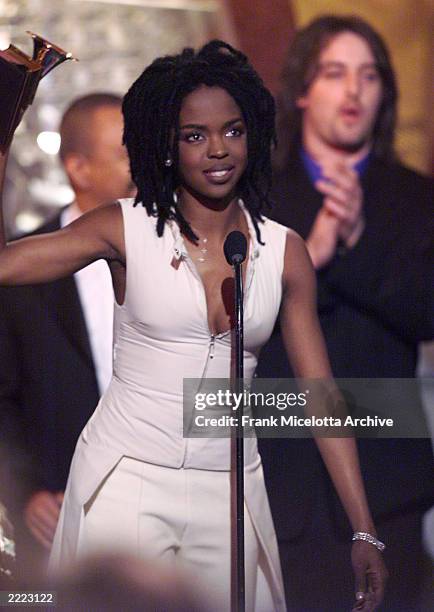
[224,230,247,612]
[233,258,244,612]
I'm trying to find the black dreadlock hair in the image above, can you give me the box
[122,40,276,243]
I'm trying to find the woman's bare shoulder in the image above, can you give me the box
[283,227,310,261]
[282,228,315,289]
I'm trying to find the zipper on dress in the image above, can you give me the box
[199,334,216,384]
[209,334,215,360]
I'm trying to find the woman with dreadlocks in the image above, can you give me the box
[0,41,386,611]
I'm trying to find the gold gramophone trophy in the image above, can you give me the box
[0,31,76,153]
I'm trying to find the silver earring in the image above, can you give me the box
[164,158,172,167]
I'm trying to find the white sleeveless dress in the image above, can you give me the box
[50,199,288,610]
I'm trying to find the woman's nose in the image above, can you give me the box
[207,134,227,158]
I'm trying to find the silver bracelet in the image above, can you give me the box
[352,531,386,552]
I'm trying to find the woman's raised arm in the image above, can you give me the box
[280,231,387,610]
[0,150,124,286]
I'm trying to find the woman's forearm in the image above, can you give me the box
[315,436,376,534]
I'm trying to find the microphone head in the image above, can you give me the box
[224,231,247,266]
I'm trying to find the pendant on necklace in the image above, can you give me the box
[197,237,208,263]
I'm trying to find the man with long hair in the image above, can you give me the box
[257,15,434,611]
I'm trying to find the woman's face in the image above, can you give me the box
[176,85,247,205]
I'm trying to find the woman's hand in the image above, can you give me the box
[351,541,388,611]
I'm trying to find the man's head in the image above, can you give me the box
[59,93,136,212]
[277,15,397,165]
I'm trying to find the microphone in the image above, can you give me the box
[224,229,247,608]
[224,231,247,266]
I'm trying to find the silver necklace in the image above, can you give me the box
[189,225,209,263]
[196,235,208,263]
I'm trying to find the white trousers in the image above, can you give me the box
[78,456,275,612]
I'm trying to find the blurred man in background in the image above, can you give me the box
[257,15,434,611]
[0,92,135,577]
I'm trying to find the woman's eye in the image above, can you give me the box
[180,132,203,142]
[183,132,203,142]
[226,127,244,137]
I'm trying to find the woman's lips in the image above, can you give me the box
[203,166,235,183]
